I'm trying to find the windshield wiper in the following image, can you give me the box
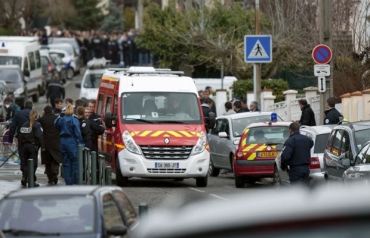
[2,228,61,236]
[124,118,156,124]
[157,120,186,124]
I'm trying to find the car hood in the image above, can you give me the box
[125,124,203,146]
[80,88,98,100]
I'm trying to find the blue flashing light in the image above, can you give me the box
[271,112,277,123]
[1,42,4,47]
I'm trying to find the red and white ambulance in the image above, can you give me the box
[97,67,213,187]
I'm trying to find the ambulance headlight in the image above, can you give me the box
[14,87,24,95]
[122,130,142,155]
[192,131,207,155]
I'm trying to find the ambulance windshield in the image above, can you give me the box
[0,56,22,68]
[121,92,202,124]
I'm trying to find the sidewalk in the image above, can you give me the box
[0,159,55,199]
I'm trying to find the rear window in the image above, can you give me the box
[83,73,103,88]
[314,133,330,153]
[232,115,282,137]
[245,126,289,144]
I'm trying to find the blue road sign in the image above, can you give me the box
[244,35,272,63]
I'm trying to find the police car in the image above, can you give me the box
[233,114,291,188]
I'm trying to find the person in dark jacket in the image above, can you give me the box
[241,99,250,112]
[76,106,92,150]
[203,89,217,116]
[87,100,105,153]
[53,98,64,116]
[201,98,216,131]
[249,101,261,112]
[281,122,314,185]
[91,33,104,59]
[298,99,316,126]
[18,110,45,187]
[233,101,245,113]
[54,104,85,185]
[47,74,65,108]
[8,101,33,175]
[4,97,21,123]
[38,105,62,185]
[324,97,343,125]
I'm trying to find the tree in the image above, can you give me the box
[100,2,124,32]
[65,0,104,30]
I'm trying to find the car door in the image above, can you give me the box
[111,190,138,229]
[328,129,344,179]
[336,130,352,178]
[324,129,341,179]
[101,193,127,234]
[218,118,232,168]
[208,119,223,167]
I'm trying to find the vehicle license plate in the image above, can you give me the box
[259,152,278,157]
[155,162,179,168]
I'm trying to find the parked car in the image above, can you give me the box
[45,43,81,75]
[0,186,138,237]
[134,182,370,238]
[48,37,81,56]
[323,121,370,180]
[233,121,291,188]
[274,124,336,186]
[208,112,283,177]
[342,140,370,182]
[0,80,13,121]
[47,49,74,79]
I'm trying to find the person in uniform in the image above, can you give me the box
[54,104,85,185]
[18,110,45,187]
[38,105,62,185]
[87,100,105,153]
[324,97,342,125]
[76,106,92,150]
[298,99,316,126]
[46,74,65,108]
[280,122,314,185]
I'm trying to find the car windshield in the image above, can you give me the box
[232,115,282,137]
[355,128,370,151]
[50,54,63,65]
[121,92,202,123]
[50,38,79,52]
[84,73,103,88]
[314,133,330,153]
[49,45,73,56]
[0,195,95,234]
[245,126,289,144]
[0,68,22,82]
[0,56,22,68]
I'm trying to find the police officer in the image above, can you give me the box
[46,74,65,108]
[54,104,85,185]
[281,122,314,185]
[324,97,342,125]
[19,110,45,187]
[76,106,92,150]
[87,100,105,153]
[91,33,104,59]
[8,101,33,178]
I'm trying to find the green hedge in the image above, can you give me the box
[0,27,16,36]
[232,79,289,102]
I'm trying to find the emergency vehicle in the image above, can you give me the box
[97,67,213,187]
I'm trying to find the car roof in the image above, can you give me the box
[3,186,118,198]
[333,120,370,131]
[300,124,336,135]
[47,49,70,55]
[247,121,291,128]
[135,182,370,238]
[0,65,20,69]
[217,112,274,120]
[48,43,73,48]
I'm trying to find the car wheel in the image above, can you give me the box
[234,175,245,188]
[196,175,208,187]
[174,178,184,181]
[32,90,39,103]
[209,159,220,177]
[273,166,282,188]
[115,157,128,187]
[245,178,256,184]
[67,68,74,79]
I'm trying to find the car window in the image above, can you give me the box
[35,50,41,69]
[112,190,137,227]
[0,68,22,82]
[355,143,370,164]
[326,130,335,150]
[28,52,35,70]
[97,94,104,116]
[314,133,330,154]
[105,96,112,114]
[331,130,342,156]
[0,56,22,68]
[102,193,125,230]
[113,94,118,117]
[217,119,230,135]
[212,119,223,135]
[246,126,289,144]
[83,73,103,88]
[232,115,282,137]
[41,56,49,66]
[340,130,350,154]
[355,128,370,151]
[24,57,28,70]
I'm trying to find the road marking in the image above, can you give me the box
[209,194,229,201]
[188,187,205,193]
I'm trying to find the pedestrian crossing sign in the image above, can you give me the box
[244,35,272,63]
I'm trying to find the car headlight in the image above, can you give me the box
[192,131,207,155]
[122,130,142,155]
[14,87,24,95]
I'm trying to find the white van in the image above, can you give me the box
[0,37,44,104]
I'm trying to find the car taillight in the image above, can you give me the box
[48,63,53,72]
[236,148,244,160]
[310,157,320,169]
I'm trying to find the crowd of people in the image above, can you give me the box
[19,27,156,67]
[4,97,104,187]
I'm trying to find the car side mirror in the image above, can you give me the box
[276,144,284,151]
[104,112,116,128]
[207,112,216,129]
[23,68,30,77]
[218,132,228,138]
[107,226,127,236]
[75,83,81,88]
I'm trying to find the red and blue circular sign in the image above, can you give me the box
[312,44,332,64]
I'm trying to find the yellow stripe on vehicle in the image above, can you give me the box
[151,131,165,137]
[179,131,193,137]
[167,131,182,137]
[244,128,249,134]
[139,131,152,137]
[247,153,256,161]
[131,131,141,136]
[243,144,257,152]
[255,145,267,151]
[115,144,125,149]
